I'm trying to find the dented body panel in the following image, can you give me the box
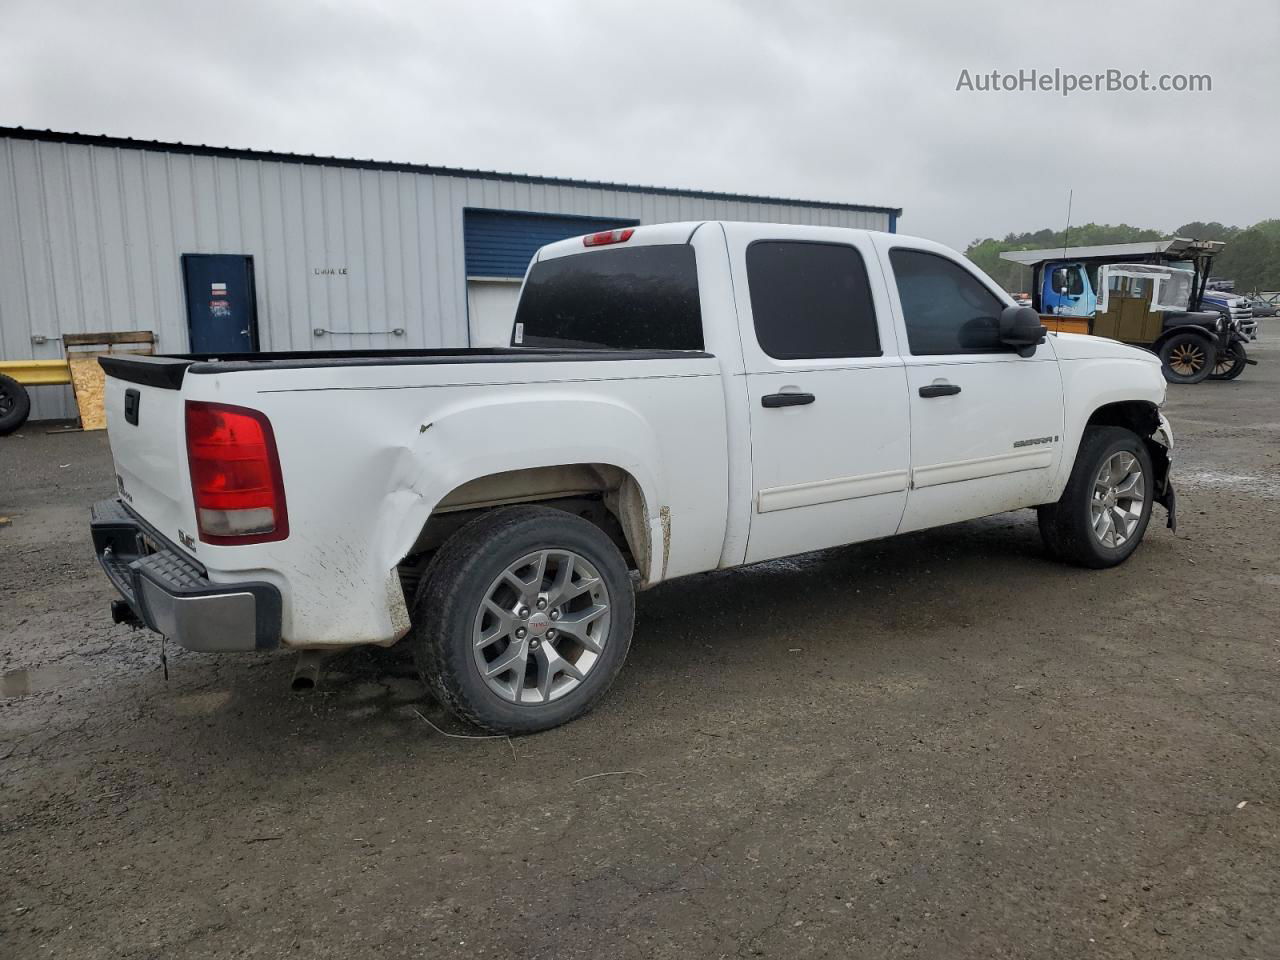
[150,354,728,647]
[1049,333,1169,495]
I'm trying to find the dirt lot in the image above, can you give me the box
[3,332,1278,959]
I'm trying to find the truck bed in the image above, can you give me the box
[99,347,713,388]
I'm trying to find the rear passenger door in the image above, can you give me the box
[725,226,912,563]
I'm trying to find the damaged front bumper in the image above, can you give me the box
[1151,413,1177,532]
[90,499,281,652]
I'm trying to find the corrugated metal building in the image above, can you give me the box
[0,127,902,420]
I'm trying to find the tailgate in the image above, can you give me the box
[100,356,195,544]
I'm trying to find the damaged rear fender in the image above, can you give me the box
[377,392,668,581]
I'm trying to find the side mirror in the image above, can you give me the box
[999,305,1048,358]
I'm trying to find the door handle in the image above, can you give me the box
[761,392,816,408]
[918,383,961,398]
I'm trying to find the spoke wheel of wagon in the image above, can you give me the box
[1159,333,1215,385]
[410,506,634,734]
[1209,342,1248,381]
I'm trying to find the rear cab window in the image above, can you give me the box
[513,245,703,350]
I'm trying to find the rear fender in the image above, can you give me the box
[379,392,667,577]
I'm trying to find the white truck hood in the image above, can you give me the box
[1050,332,1161,366]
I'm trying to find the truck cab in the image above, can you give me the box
[1041,261,1098,317]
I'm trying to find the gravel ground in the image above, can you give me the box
[2,330,1278,959]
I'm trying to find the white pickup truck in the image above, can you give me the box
[92,222,1175,733]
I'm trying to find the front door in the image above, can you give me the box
[876,240,1066,534]
[182,254,258,353]
[724,225,912,564]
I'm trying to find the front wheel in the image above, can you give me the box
[410,505,635,734]
[1159,332,1216,384]
[1209,342,1248,381]
[1038,426,1154,569]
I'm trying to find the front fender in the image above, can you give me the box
[1154,324,1218,350]
[1150,413,1176,532]
[1053,354,1166,500]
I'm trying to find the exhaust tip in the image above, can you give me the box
[290,651,326,693]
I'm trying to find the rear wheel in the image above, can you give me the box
[1209,342,1248,381]
[1038,426,1154,569]
[1159,332,1215,384]
[0,374,31,436]
[410,505,635,734]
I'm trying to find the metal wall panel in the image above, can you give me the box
[463,209,638,277]
[0,136,895,420]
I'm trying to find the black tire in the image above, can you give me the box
[1038,426,1154,569]
[1208,342,1247,381]
[410,505,635,734]
[0,374,32,436]
[1158,332,1215,384]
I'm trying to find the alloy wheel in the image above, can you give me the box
[471,549,611,704]
[1090,452,1146,548]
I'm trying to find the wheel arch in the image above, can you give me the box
[1152,324,1216,351]
[1070,400,1172,523]
[1084,399,1163,437]
[380,390,670,586]
[400,462,659,592]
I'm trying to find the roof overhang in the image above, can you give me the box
[0,126,903,218]
[999,238,1224,266]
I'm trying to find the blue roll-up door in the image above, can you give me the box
[464,209,640,278]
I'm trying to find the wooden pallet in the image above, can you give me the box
[64,331,155,431]
[1040,316,1091,336]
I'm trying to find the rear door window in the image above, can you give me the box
[745,241,881,360]
[513,245,702,350]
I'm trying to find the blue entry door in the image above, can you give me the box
[182,254,259,353]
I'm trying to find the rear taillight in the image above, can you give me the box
[185,401,289,545]
[583,227,634,247]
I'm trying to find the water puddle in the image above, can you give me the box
[1180,470,1280,498]
[1,663,82,699]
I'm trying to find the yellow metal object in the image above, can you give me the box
[0,359,72,386]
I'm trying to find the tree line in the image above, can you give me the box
[966,219,1280,294]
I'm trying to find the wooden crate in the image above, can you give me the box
[1041,315,1091,336]
[64,331,155,430]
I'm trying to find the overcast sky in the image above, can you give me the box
[2,0,1277,249]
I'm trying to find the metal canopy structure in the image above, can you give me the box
[1000,238,1224,267]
